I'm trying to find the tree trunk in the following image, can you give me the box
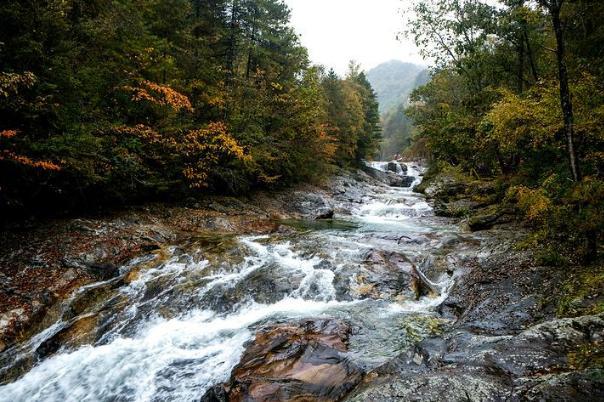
[225,0,239,87]
[224,0,239,119]
[523,28,539,81]
[517,38,525,93]
[548,0,582,181]
[246,7,257,81]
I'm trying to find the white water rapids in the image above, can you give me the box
[0,162,473,402]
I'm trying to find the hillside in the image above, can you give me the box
[366,60,427,114]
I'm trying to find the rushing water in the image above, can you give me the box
[0,162,479,402]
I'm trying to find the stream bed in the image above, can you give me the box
[0,163,486,402]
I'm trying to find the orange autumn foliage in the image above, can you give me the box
[123,80,193,112]
[113,124,163,144]
[0,129,61,171]
[181,122,248,188]
[0,130,17,139]
[114,122,246,188]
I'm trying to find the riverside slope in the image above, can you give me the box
[0,163,602,401]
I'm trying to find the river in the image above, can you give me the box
[0,162,483,401]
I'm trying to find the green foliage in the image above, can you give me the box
[380,104,414,159]
[0,0,380,216]
[556,265,604,318]
[405,0,604,261]
[320,64,381,166]
[365,61,426,114]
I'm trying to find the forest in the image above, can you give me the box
[0,0,380,217]
[0,1,603,400]
[403,0,603,262]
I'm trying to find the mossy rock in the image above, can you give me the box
[557,265,604,318]
[467,204,515,231]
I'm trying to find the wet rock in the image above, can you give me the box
[202,319,363,402]
[433,199,480,217]
[348,372,510,402]
[346,250,433,301]
[315,209,335,220]
[423,179,466,200]
[486,314,604,377]
[200,265,304,312]
[35,315,99,359]
[468,210,503,231]
[86,263,120,281]
[468,207,514,231]
[389,175,415,188]
[387,161,409,174]
[360,164,402,187]
[353,314,604,401]
[513,369,604,400]
[290,192,335,220]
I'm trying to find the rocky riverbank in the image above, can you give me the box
[347,167,604,401]
[0,162,602,401]
[204,165,603,401]
[0,175,351,356]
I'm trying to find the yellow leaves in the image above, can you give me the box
[317,124,337,162]
[113,124,162,144]
[122,80,193,112]
[183,122,246,160]
[0,72,36,98]
[116,121,247,189]
[507,185,552,223]
[181,123,247,188]
[483,84,561,152]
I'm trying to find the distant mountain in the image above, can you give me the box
[366,60,428,114]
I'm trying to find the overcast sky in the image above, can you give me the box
[284,0,424,75]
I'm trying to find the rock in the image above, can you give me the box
[433,199,480,217]
[201,264,304,312]
[361,165,414,188]
[387,161,399,173]
[35,315,99,359]
[343,250,432,301]
[468,207,514,231]
[316,209,335,220]
[201,319,363,402]
[86,263,120,281]
[513,369,604,400]
[354,314,604,402]
[290,192,335,220]
[360,164,393,183]
[468,211,503,231]
[349,372,510,402]
[419,174,467,199]
[389,175,415,188]
[385,161,409,174]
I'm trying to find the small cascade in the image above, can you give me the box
[0,162,469,402]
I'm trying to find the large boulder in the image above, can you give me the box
[361,165,414,188]
[433,199,480,218]
[386,161,408,174]
[350,314,604,401]
[201,319,363,402]
[389,175,415,188]
[290,192,335,220]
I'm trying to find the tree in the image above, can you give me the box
[538,0,581,181]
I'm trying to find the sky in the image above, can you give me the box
[284,0,425,75]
